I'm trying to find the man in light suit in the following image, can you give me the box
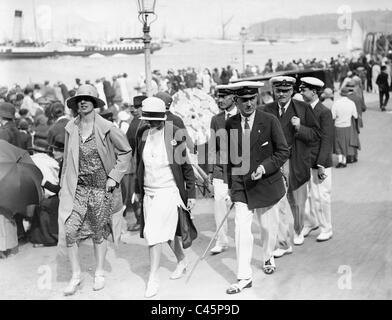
[263,76,320,252]
[225,82,290,294]
[207,85,238,254]
[299,77,334,242]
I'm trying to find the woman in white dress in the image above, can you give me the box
[134,97,196,298]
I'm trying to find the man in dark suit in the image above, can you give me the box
[376,66,390,111]
[0,102,22,148]
[225,82,290,294]
[263,76,320,250]
[125,95,147,231]
[47,102,69,148]
[299,77,334,242]
[207,85,238,255]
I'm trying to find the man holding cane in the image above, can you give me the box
[225,81,289,294]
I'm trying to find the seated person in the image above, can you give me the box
[28,138,63,247]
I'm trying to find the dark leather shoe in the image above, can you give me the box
[263,257,276,275]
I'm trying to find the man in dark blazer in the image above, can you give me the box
[207,85,238,255]
[263,76,320,250]
[299,77,334,242]
[225,81,290,294]
[376,65,389,111]
[47,102,69,148]
[125,95,147,231]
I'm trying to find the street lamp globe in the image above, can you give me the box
[137,0,157,25]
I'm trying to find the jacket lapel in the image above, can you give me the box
[250,110,264,148]
[65,118,79,172]
[230,114,242,149]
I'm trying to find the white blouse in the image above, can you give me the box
[142,127,177,195]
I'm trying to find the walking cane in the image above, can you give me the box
[186,202,235,283]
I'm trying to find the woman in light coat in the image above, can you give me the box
[59,84,131,295]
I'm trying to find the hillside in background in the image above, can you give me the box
[248,10,392,38]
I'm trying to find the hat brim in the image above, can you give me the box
[273,85,293,90]
[140,115,167,121]
[66,95,106,110]
[28,147,50,153]
[0,111,15,119]
[235,93,258,98]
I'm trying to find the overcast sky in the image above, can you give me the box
[1,0,392,41]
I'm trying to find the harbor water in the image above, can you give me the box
[0,37,349,89]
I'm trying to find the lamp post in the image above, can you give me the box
[239,27,248,76]
[121,0,157,96]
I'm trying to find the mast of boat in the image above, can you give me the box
[32,0,39,43]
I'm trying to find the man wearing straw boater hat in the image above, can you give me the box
[224,81,289,294]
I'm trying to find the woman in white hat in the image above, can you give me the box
[59,84,132,295]
[133,97,196,298]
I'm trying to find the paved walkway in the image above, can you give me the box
[1,92,391,300]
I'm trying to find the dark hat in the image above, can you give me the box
[227,81,264,98]
[0,102,16,119]
[133,95,147,109]
[340,87,353,96]
[51,101,65,117]
[50,135,65,151]
[36,96,52,105]
[18,118,29,130]
[29,138,50,153]
[154,92,173,107]
[345,80,357,88]
[270,76,296,89]
[65,84,105,111]
[100,108,114,120]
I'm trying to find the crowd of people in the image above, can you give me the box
[0,50,390,297]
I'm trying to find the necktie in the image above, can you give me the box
[226,113,230,120]
[244,117,250,130]
[279,106,285,118]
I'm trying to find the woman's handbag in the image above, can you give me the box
[176,206,198,249]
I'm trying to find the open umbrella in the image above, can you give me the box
[0,140,43,215]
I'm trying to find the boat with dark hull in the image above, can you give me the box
[0,41,162,59]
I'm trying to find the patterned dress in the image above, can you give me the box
[65,131,113,246]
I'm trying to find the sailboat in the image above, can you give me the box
[347,19,365,52]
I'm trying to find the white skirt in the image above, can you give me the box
[143,187,186,246]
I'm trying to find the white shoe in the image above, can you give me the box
[302,225,319,237]
[120,231,133,244]
[273,246,293,258]
[93,273,105,291]
[317,231,333,242]
[63,275,82,296]
[210,245,228,255]
[145,278,159,298]
[293,233,304,245]
[170,260,187,280]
